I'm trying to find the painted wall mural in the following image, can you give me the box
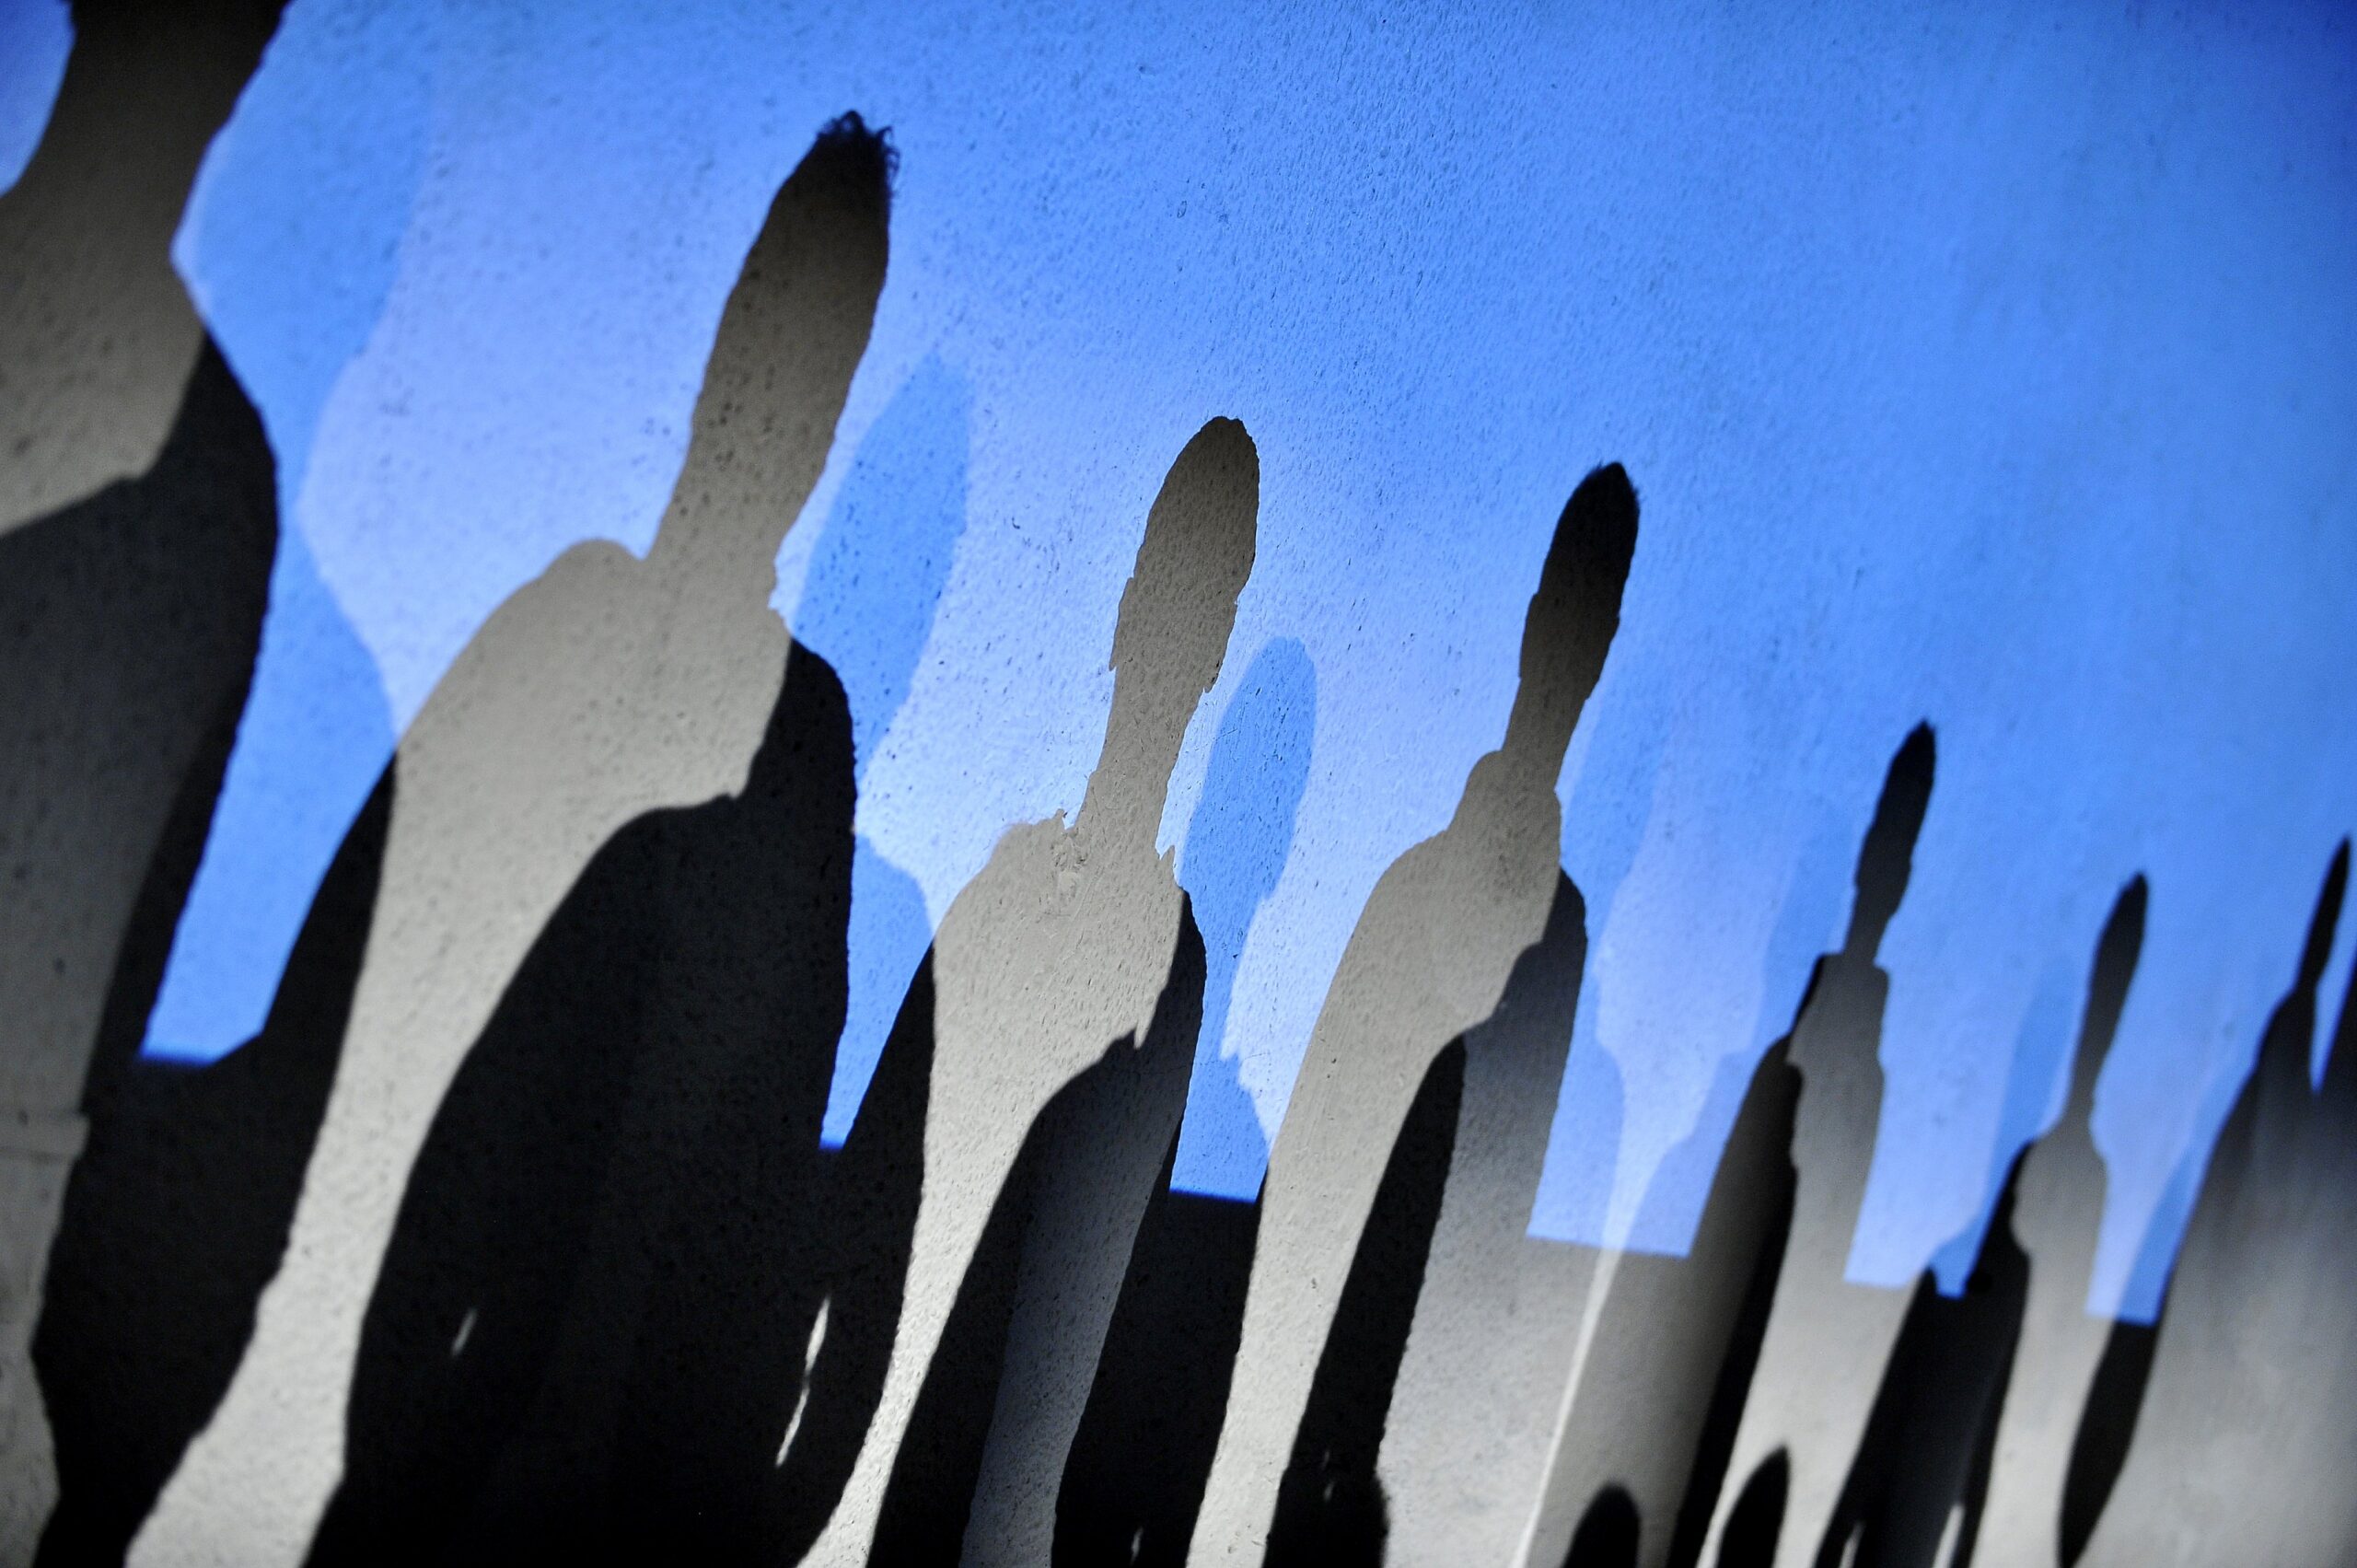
[2,1,2354,1563]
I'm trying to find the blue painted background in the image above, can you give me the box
[30,0,2354,1321]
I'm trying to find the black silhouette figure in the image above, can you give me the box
[2,341,283,1555]
[1718,1453,1789,1568]
[1379,870,1601,1568]
[1263,1040,1468,1566]
[32,758,390,1568]
[866,922,1207,1564]
[1815,1169,2029,1568]
[1053,1139,1263,1566]
[302,635,854,1565]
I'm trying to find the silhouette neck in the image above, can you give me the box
[1076,666,1191,852]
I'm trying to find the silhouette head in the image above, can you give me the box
[656,112,894,576]
[1843,723,1936,961]
[1504,463,1639,774]
[2062,876,2148,1127]
[2257,839,2350,1104]
[1105,417,1260,744]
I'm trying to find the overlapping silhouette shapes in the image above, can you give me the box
[1190,462,1639,1563]
[1378,871,1598,1568]
[803,415,1260,1564]
[1696,726,1934,1568]
[128,113,894,1565]
[0,4,292,1544]
[1970,877,2145,1566]
[2078,843,2357,1567]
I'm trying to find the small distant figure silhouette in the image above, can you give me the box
[1189,463,1639,1564]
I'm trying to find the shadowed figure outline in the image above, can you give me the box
[300,610,854,1564]
[1189,462,1640,1565]
[802,416,1260,1565]
[1695,725,1935,1568]
[1968,877,2145,1567]
[126,113,894,1567]
[1377,869,1602,1568]
[2077,842,2357,1567]
[1046,639,1318,1567]
[1517,976,1803,1568]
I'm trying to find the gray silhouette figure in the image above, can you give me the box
[125,116,893,1568]
[0,0,285,535]
[2080,846,2357,1568]
[1377,872,1602,1568]
[1696,726,1935,1568]
[1190,463,1639,1565]
[803,416,1260,1564]
[1970,878,2144,1567]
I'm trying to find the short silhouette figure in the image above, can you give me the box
[1695,726,1935,1568]
[1190,463,1639,1563]
[0,341,279,1553]
[0,0,286,533]
[2078,845,2357,1567]
[803,417,1260,1564]
[128,115,893,1565]
[1378,873,1600,1568]
[1970,879,2145,1566]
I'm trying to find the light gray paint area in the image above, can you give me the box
[124,123,892,1568]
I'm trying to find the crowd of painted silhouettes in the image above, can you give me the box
[4,13,2356,1567]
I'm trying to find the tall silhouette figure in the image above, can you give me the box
[1190,462,1639,1564]
[1517,1005,1802,1568]
[1695,726,1935,1568]
[30,757,390,1568]
[2079,845,2357,1567]
[803,417,1260,1564]
[1377,872,1600,1568]
[0,0,285,534]
[0,345,280,1558]
[0,4,288,1540]
[1970,879,2145,1566]
[128,115,893,1566]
